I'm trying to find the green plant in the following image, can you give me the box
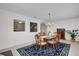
[66,30,79,40]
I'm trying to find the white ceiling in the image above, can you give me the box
[0,3,79,21]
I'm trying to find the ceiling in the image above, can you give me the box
[0,3,79,21]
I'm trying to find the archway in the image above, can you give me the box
[40,22,47,33]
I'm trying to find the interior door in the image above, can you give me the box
[57,28,65,40]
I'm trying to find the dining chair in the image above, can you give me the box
[35,33,48,49]
[54,32,60,49]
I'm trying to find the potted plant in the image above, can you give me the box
[66,30,79,41]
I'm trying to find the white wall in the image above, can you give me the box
[0,9,46,50]
[53,18,79,41]
[1,8,79,50]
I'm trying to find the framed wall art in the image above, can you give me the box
[13,19,25,32]
[30,22,37,32]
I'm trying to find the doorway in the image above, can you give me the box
[40,22,47,33]
[57,28,65,40]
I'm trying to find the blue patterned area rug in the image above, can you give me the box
[17,43,70,56]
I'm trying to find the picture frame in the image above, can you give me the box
[30,22,37,32]
[13,19,25,32]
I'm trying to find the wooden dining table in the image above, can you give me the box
[40,35,48,39]
[40,35,56,48]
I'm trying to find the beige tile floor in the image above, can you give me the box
[60,40,79,56]
[0,40,79,56]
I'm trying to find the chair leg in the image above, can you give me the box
[54,44,57,49]
[52,44,54,49]
[36,44,39,50]
[54,42,60,49]
[39,45,41,49]
[46,44,48,49]
[36,44,38,50]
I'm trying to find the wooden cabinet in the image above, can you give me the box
[57,28,65,40]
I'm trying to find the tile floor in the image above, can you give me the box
[0,40,79,56]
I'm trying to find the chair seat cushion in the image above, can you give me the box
[48,40,56,44]
[38,42,47,45]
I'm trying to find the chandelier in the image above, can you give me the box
[48,12,54,27]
